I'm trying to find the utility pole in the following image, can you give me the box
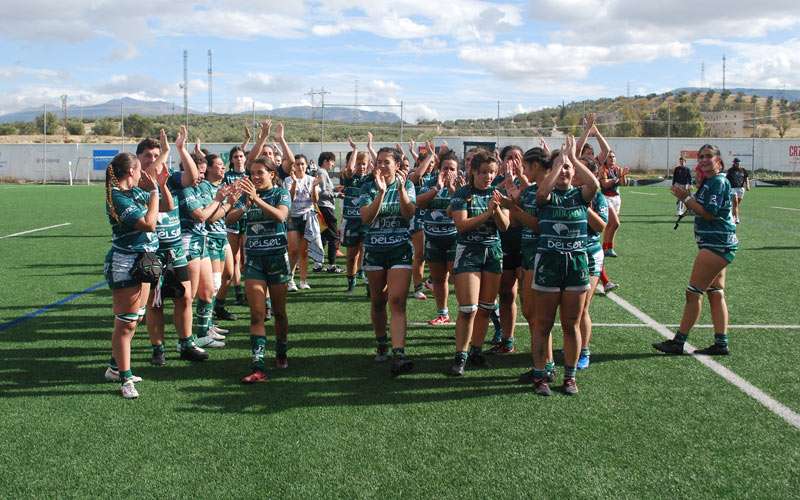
[61,95,68,142]
[208,49,213,114]
[353,79,359,122]
[400,100,404,143]
[701,61,705,88]
[183,49,189,128]
[626,81,630,98]
[666,103,671,178]
[121,99,125,151]
[319,87,330,147]
[752,97,757,173]
[722,54,726,92]
[43,103,47,184]
[496,100,501,145]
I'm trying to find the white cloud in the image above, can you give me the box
[397,38,449,54]
[0,66,64,80]
[236,73,298,94]
[692,38,800,89]
[94,74,175,99]
[229,96,274,113]
[369,80,402,94]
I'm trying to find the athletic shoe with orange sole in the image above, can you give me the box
[241,370,269,384]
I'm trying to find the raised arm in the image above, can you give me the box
[566,135,599,202]
[342,137,357,179]
[536,146,566,205]
[175,125,199,187]
[575,113,595,155]
[593,122,611,165]
[396,170,416,219]
[246,119,271,167]
[366,131,377,163]
[134,171,160,232]
[360,175,386,225]
[241,122,251,151]
[408,139,419,162]
[274,122,295,177]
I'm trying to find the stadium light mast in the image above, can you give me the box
[208,49,213,114]
[183,49,189,128]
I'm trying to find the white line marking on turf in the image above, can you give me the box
[606,291,800,431]
[629,191,658,196]
[409,322,800,329]
[772,206,800,212]
[0,222,71,240]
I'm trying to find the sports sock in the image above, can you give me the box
[108,357,118,371]
[347,275,355,288]
[414,283,423,293]
[533,368,547,380]
[503,337,514,349]
[266,297,272,309]
[276,340,288,358]
[580,347,590,357]
[674,332,689,344]
[152,343,165,355]
[120,369,134,381]
[455,351,468,363]
[250,335,267,371]
[438,308,449,316]
[490,308,502,335]
[600,268,609,285]
[178,335,194,350]
[468,344,482,357]
[545,361,555,374]
[564,365,577,380]
[714,333,728,347]
[195,300,213,338]
[602,242,611,251]
[392,347,405,358]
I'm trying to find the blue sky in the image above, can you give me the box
[1,0,799,121]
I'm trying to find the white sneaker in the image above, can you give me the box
[287,280,298,292]
[207,328,226,341]
[105,367,142,383]
[298,281,311,290]
[414,290,427,300]
[211,324,229,334]
[120,380,139,399]
[196,336,225,348]
[594,285,606,296]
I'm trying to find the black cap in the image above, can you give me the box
[733,158,740,164]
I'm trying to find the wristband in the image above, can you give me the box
[683,195,693,204]
[150,189,158,196]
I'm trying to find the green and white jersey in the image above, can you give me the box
[205,180,227,239]
[108,186,158,253]
[585,192,609,254]
[537,187,589,254]
[694,173,738,251]
[235,187,291,256]
[358,178,416,251]
[414,170,435,222]
[341,174,367,221]
[179,180,213,236]
[448,185,501,246]
[224,170,246,186]
[419,177,456,240]
[154,171,183,248]
[519,184,539,247]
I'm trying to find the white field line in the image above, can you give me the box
[0,222,71,240]
[629,191,658,196]
[772,206,800,212]
[606,291,800,431]
[409,321,800,329]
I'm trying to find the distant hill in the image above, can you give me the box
[0,97,197,124]
[0,98,400,124]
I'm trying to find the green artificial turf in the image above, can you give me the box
[0,184,798,498]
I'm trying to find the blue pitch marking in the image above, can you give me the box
[0,280,107,332]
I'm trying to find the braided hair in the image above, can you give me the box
[105,152,137,223]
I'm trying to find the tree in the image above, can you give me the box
[34,112,59,135]
[641,106,669,137]
[672,102,705,137]
[66,119,84,135]
[615,105,642,137]
[124,114,155,137]
[92,119,119,136]
[0,124,17,135]
[776,115,791,138]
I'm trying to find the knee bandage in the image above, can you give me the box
[687,285,705,295]
[213,272,222,296]
[706,286,724,295]
[115,312,139,323]
[478,302,497,311]
[458,304,478,314]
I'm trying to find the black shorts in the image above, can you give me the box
[500,230,522,271]
[287,215,308,233]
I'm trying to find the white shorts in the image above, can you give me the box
[607,195,621,215]
[732,187,745,199]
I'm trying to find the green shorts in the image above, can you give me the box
[104,249,140,290]
[424,236,457,264]
[182,233,208,261]
[244,252,291,285]
[363,243,413,272]
[521,245,537,271]
[157,244,188,269]
[533,251,590,292]
[207,235,229,262]
[703,246,736,264]
[341,218,365,247]
[453,242,503,275]
[587,248,604,277]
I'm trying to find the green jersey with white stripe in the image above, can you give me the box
[108,186,159,253]
[419,177,457,240]
[537,187,589,254]
[154,171,183,248]
[519,184,539,247]
[236,187,292,256]
[694,173,738,251]
[585,192,608,254]
[205,180,228,238]
[180,181,213,236]
[358,178,416,251]
[342,174,368,221]
[448,185,501,246]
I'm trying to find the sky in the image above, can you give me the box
[1,0,800,122]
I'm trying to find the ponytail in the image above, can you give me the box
[105,152,137,224]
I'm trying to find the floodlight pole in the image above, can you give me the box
[496,100,501,146]
[43,103,47,184]
[400,100,404,142]
[666,103,671,178]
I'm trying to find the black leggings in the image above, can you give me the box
[319,205,339,265]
